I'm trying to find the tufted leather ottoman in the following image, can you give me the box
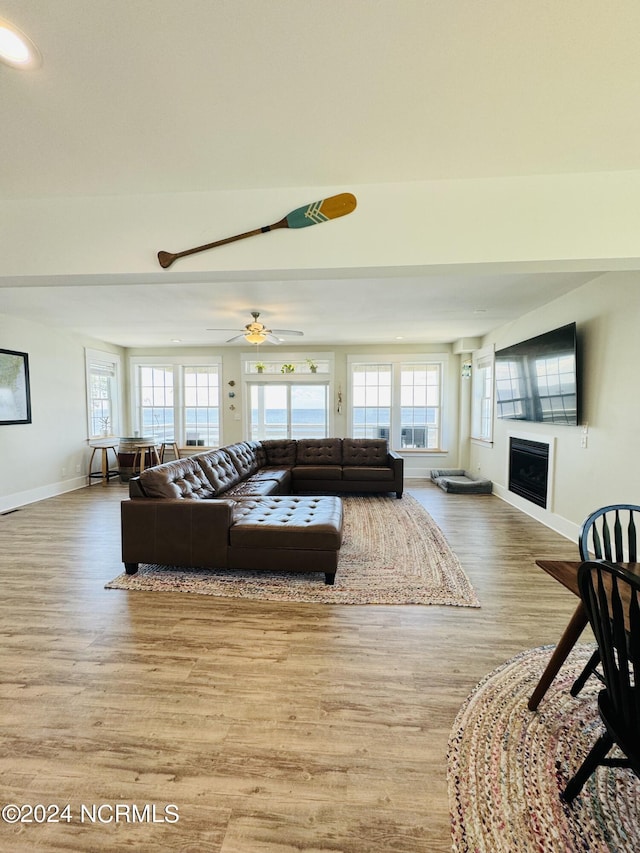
[229,496,344,584]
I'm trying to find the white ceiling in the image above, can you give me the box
[0,271,600,347]
[1,0,638,347]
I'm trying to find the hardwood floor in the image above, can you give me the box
[0,481,580,852]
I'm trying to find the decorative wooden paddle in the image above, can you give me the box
[157,192,357,268]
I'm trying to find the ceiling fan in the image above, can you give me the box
[207,311,304,345]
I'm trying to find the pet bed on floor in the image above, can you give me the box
[430,469,492,494]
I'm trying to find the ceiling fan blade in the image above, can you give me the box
[208,314,303,343]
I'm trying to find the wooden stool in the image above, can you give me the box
[132,441,160,474]
[88,441,119,486]
[159,441,180,463]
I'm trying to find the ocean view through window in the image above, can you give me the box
[349,357,443,450]
[131,358,221,446]
[249,384,329,440]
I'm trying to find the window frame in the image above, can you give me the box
[247,382,331,440]
[129,355,222,447]
[85,348,122,439]
[471,346,495,444]
[182,364,223,447]
[241,351,335,440]
[350,362,392,442]
[347,353,448,452]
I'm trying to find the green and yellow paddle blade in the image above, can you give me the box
[285,192,357,229]
[157,192,357,268]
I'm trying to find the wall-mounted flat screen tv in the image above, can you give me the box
[495,322,579,425]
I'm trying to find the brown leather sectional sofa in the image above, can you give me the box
[120,438,403,585]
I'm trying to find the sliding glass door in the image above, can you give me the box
[249,383,329,440]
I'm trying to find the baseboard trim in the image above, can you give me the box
[0,477,87,515]
[492,483,579,543]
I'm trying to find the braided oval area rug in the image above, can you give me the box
[106,494,480,606]
[448,644,640,853]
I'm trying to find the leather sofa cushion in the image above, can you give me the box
[247,467,292,488]
[196,449,242,494]
[230,496,343,550]
[342,465,394,481]
[225,441,262,477]
[137,457,216,499]
[292,465,342,481]
[262,439,297,466]
[224,478,282,497]
[248,440,268,468]
[342,438,388,466]
[295,438,342,465]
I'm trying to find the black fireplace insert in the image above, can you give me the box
[509,437,549,508]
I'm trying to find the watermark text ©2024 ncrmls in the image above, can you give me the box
[1,803,180,824]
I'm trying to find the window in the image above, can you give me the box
[131,358,221,446]
[246,357,331,376]
[85,349,121,438]
[471,348,494,442]
[183,366,220,446]
[352,364,391,439]
[349,356,444,450]
[243,352,333,440]
[400,363,440,449]
[139,365,174,442]
[249,384,329,440]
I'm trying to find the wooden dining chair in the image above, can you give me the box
[562,560,640,802]
[570,504,640,698]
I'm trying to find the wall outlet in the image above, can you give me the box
[581,435,588,448]
[61,467,67,477]
[75,464,81,473]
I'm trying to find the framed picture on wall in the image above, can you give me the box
[0,349,32,425]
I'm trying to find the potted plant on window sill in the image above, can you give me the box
[306,358,318,373]
[281,363,295,374]
[255,362,266,374]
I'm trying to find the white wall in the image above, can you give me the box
[0,312,124,512]
[469,273,640,540]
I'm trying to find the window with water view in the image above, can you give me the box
[134,362,220,446]
[350,359,442,450]
[249,383,329,440]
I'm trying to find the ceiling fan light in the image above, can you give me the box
[245,331,267,345]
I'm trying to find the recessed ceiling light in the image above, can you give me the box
[0,18,41,69]
[170,338,182,343]
[395,336,404,340]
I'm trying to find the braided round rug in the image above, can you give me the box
[448,644,640,852]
